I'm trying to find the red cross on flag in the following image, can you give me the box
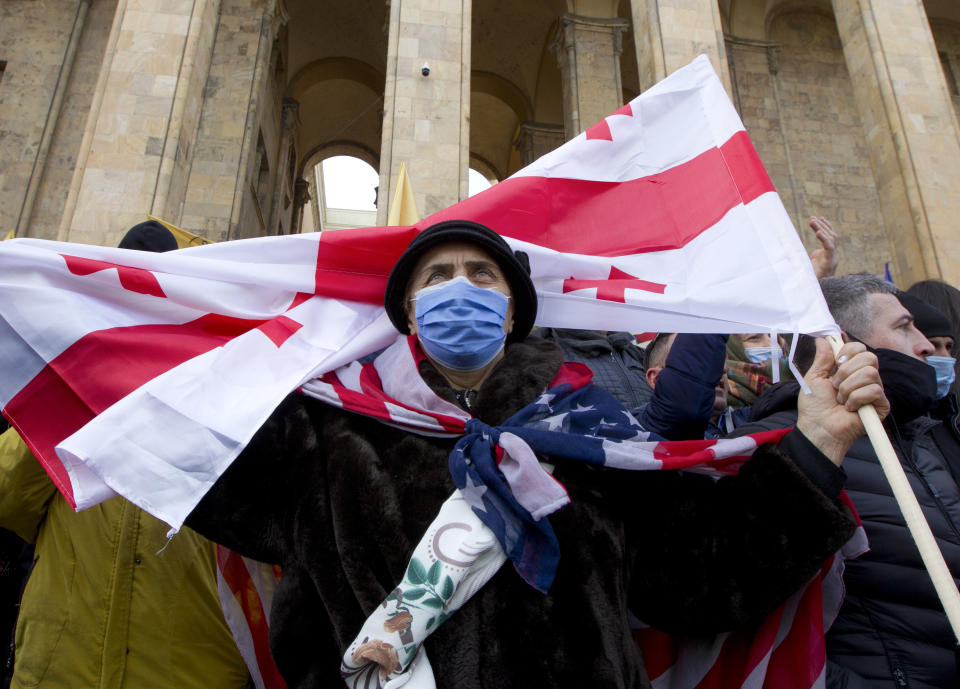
[0,55,836,530]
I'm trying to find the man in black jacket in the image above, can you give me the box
[737,273,959,689]
[185,223,889,689]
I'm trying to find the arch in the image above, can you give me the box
[469,154,501,184]
[288,56,384,101]
[300,140,379,179]
[472,71,534,124]
[764,0,836,38]
[725,0,837,40]
[290,60,384,185]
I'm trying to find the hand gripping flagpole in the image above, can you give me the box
[827,334,960,644]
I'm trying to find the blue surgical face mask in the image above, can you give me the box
[412,276,510,371]
[926,355,956,398]
[744,347,775,364]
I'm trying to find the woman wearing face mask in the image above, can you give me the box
[183,221,885,689]
[724,333,792,409]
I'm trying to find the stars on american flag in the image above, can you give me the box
[458,473,488,514]
[533,392,556,408]
[538,412,569,432]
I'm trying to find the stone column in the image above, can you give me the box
[57,0,220,246]
[629,0,731,95]
[291,177,310,235]
[513,122,565,166]
[378,0,471,224]
[270,97,301,234]
[550,13,629,139]
[833,0,960,284]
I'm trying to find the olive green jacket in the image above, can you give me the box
[0,429,249,689]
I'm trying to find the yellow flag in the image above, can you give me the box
[147,215,214,248]
[386,162,420,226]
[2,230,14,241]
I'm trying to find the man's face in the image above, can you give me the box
[404,241,515,335]
[862,293,934,360]
[929,336,954,359]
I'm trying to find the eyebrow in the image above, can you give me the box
[415,259,499,277]
[464,259,498,272]
[416,262,454,277]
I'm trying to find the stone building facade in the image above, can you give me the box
[1,0,959,286]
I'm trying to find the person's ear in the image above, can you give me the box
[646,367,661,389]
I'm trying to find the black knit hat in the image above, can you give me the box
[118,221,178,253]
[384,220,537,343]
[897,291,954,340]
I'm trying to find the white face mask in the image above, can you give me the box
[926,355,957,398]
[744,346,776,364]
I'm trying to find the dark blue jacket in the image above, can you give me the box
[638,334,727,440]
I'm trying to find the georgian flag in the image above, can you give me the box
[0,54,837,531]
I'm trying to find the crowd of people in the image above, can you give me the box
[1,214,959,688]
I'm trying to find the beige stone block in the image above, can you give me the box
[393,139,417,158]
[221,120,245,138]
[152,74,178,98]
[400,7,422,24]
[414,120,432,141]
[129,114,168,138]
[128,73,156,96]
[213,176,235,200]
[398,37,419,59]
[396,58,418,80]
[395,96,413,119]
[123,29,169,56]
[396,119,415,140]
[434,142,459,163]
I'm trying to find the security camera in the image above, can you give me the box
[421,62,430,77]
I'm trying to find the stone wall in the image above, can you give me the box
[729,8,889,276]
[154,0,221,226]
[0,1,115,239]
[180,0,265,242]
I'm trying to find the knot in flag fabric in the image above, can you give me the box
[448,371,659,592]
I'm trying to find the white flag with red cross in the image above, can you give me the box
[0,54,836,530]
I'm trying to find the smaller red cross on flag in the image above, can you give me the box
[562,266,666,303]
[61,254,167,298]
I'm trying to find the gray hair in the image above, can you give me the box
[819,272,897,340]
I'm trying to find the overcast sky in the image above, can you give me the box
[321,156,493,211]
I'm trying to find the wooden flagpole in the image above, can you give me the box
[826,334,960,643]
